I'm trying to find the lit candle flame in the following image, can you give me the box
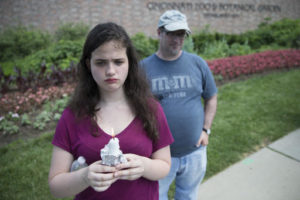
[111,128,115,138]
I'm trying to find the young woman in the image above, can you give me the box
[48,22,173,200]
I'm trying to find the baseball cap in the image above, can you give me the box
[158,10,191,34]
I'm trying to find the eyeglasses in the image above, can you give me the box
[164,30,187,39]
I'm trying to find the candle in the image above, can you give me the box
[100,127,127,166]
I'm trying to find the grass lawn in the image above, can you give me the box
[1,69,300,200]
[206,68,300,179]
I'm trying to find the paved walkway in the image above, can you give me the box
[198,129,300,200]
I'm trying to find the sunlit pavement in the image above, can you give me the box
[198,129,300,200]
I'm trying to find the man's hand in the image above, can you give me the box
[196,131,209,147]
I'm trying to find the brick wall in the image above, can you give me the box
[0,0,299,37]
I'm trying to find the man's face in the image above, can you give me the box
[159,29,186,58]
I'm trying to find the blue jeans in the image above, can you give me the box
[159,146,207,200]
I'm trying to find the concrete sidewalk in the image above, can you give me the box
[198,129,300,200]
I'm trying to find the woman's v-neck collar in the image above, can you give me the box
[95,116,138,138]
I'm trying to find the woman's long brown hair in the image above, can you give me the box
[68,22,159,142]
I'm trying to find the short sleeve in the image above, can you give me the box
[201,59,218,99]
[52,108,73,153]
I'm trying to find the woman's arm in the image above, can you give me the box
[114,145,171,181]
[48,146,89,197]
[48,146,118,198]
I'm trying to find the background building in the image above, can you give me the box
[0,0,299,37]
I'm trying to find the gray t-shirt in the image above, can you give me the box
[141,51,217,157]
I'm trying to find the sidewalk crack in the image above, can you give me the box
[267,146,300,163]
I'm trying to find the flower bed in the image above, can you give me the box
[0,49,300,116]
[0,83,74,115]
[207,49,300,79]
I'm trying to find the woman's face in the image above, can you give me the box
[89,40,129,94]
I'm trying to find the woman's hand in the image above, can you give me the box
[84,161,119,192]
[114,154,145,181]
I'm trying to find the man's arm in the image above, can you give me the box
[196,94,217,147]
[203,94,217,131]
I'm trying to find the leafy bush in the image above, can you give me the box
[193,18,300,53]
[0,118,19,135]
[0,26,52,62]
[0,62,77,94]
[20,114,31,126]
[192,32,217,53]
[19,39,83,73]
[49,39,83,69]
[33,111,52,130]
[1,39,83,79]
[201,39,230,59]
[131,33,157,59]
[54,22,89,41]
[228,42,252,56]
[0,24,86,75]
[183,36,196,53]
[238,18,300,49]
